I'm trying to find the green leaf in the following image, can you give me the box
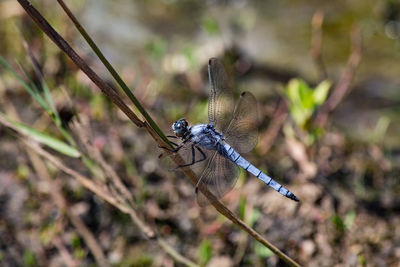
[358,254,366,266]
[297,79,313,109]
[41,80,60,123]
[0,56,49,111]
[286,79,313,126]
[372,116,390,143]
[198,239,212,265]
[4,115,80,158]
[313,80,331,105]
[144,38,167,59]
[286,78,330,129]
[249,208,260,227]
[286,79,301,104]
[202,17,220,35]
[344,210,356,229]
[23,250,36,267]
[238,196,246,220]
[331,214,345,234]
[71,234,82,248]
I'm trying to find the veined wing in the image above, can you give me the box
[224,91,259,154]
[208,58,235,133]
[159,141,207,173]
[196,150,240,206]
[159,141,240,206]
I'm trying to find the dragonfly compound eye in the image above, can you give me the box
[173,119,188,137]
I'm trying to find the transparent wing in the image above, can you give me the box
[196,150,240,206]
[208,58,235,133]
[159,140,240,206]
[224,91,259,153]
[159,141,207,173]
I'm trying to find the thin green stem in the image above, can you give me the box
[56,0,172,148]
[15,1,301,266]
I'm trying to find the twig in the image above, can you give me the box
[259,100,288,155]
[311,10,327,80]
[20,138,198,267]
[68,210,109,267]
[0,103,111,267]
[28,141,109,267]
[52,236,79,267]
[0,112,158,243]
[56,0,171,147]
[71,118,136,208]
[16,1,301,266]
[16,0,143,128]
[314,26,362,127]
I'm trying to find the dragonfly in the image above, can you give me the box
[160,58,299,204]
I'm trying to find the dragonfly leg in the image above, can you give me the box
[194,147,211,193]
[158,135,182,150]
[158,140,179,150]
[196,147,207,162]
[159,143,184,154]
[159,136,192,152]
[174,145,207,168]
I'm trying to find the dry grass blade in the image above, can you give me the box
[16,0,143,128]
[20,138,198,267]
[4,98,109,267]
[16,1,301,266]
[56,0,172,147]
[71,118,136,208]
[27,134,109,267]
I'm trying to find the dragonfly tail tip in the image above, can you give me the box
[287,192,300,202]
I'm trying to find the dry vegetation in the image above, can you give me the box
[0,1,399,266]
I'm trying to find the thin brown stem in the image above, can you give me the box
[71,118,136,208]
[29,148,109,267]
[52,236,79,267]
[16,0,143,128]
[259,100,288,155]
[21,139,198,267]
[314,26,362,127]
[15,1,301,266]
[3,97,108,266]
[311,10,327,80]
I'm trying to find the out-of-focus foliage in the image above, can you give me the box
[198,239,212,265]
[285,78,331,129]
[0,0,399,266]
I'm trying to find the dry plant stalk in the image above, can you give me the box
[259,100,289,155]
[28,143,109,267]
[0,101,109,265]
[314,25,362,127]
[22,139,198,267]
[15,0,301,266]
[0,114,196,266]
[311,10,327,80]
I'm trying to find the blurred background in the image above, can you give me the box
[0,0,399,266]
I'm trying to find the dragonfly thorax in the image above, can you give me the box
[189,124,224,150]
[172,118,189,137]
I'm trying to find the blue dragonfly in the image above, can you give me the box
[160,58,298,204]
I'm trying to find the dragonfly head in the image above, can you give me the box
[172,118,189,137]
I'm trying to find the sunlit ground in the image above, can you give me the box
[0,0,399,266]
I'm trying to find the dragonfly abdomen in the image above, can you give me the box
[221,142,299,202]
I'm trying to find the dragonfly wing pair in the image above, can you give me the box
[196,58,259,204]
[161,58,298,203]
